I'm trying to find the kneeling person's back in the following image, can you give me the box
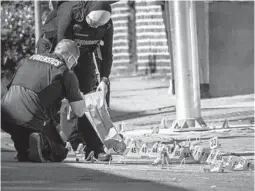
[2,39,84,132]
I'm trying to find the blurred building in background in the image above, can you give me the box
[111,1,171,77]
[1,1,254,97]
[110,0,254,97]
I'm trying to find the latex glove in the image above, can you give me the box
[60,99,74,121]
[96,81,108,98]
[60,99,69,113]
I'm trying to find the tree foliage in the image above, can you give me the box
[1,1,49,64]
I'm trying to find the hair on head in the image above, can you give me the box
[54,39,80,58]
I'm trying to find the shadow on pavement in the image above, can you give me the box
[112,85,169,93]
[1,152,192,191]
[109,106,176,123]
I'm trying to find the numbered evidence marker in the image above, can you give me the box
[209,137,219,149]
[193,146,205,162]
[179,146,194,162]
[204,151,224,173]
[149,142,160,158]
[206,149,218,164]
[199,148,211,163]
[190,145,200,158]
[139,143,149,158]
[233,157,250,171]
[211,150,223,164]
[170,145,181,160]
[125,142,140,158]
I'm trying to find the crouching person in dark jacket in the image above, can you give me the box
[1,39,85,162]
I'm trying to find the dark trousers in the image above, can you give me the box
[68,53,105,152]
[1,121,67,162]
[1,122,34,160]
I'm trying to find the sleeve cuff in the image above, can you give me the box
[101,77,110,86]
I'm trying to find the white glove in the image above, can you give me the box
[96,81,108,98]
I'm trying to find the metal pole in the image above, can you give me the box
[165,1,175,95]
[169,1,207,131]
[34,0,41,52]
[189,1,202,119]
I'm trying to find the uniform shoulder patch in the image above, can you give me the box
[30,54,63,67]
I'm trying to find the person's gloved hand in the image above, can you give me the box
[60,99,76,121]
[96,81,108,98]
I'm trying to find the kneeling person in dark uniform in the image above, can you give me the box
[1,39,84,162]
[56,1,113,161]
[36,1,114,161]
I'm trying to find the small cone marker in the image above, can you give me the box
[222,119,230,128]
[75,143,84,161]
[65,142,74,153]
[116,124,121,132]
[120,121,125,132]
[65,142,76,159]
[160,118,168,129]
[139,143,149,157]
[152,126,159,134]
[76,143,84,154]
[125,142,140,158]
[149,142,160,158]
[85,151,95,162]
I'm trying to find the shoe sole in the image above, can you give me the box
[98,153,112,162]
[28,133,46,163]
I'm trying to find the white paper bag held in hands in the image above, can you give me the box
[83,91,126,154]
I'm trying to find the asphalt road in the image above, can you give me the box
[1,151,254,191]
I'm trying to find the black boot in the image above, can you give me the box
[28,133,46,163]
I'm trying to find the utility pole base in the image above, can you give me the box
[171,118,208,132]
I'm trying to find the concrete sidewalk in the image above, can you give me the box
[110,76,254,126]
[109,76,254,156]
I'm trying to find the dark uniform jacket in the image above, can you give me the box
[36,9,58,53]
[37,1,113,79]
[1,53,83,131]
